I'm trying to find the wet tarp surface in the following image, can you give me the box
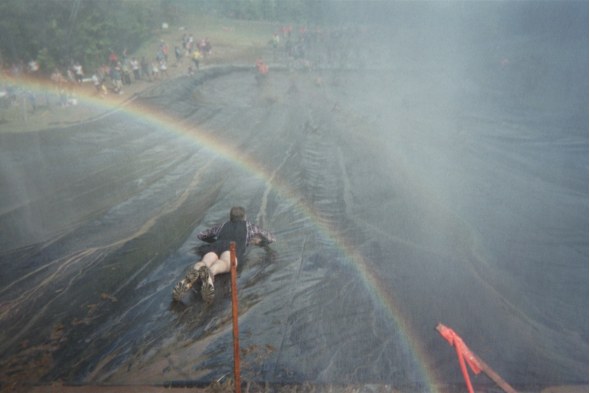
[0,3,588,391]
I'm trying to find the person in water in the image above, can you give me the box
[255,58,269,84]
[173,206,275,303]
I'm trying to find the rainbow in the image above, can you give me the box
[6,71,443,392]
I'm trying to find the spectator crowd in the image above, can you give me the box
[0,32,214,115]
[0,22,370,120]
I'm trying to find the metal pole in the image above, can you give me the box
[475,354,519,393]
[454,341,475,393]
[229,242,241,393]
[436,323,519,393]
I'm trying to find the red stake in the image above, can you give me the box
[230,242,241,393]
[436,323,519,393]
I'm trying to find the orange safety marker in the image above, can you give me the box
[436,323,519,393]
[230,242,241,393]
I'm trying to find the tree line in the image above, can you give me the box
[0,0,166,74]
[0,0,332,75]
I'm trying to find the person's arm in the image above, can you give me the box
[246,222,275,246]
[197,223,222,243]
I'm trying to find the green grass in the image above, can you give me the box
[134,13,277,64]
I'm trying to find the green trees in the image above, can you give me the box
[212,0,325,22]
[0,0,332,74]
[0,0,158,73]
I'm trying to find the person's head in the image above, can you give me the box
[229,206,246,222]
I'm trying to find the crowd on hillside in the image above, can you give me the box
[0,32,213,114]
[0,22,371,119]
[268,24,371,70]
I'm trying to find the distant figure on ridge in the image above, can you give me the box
[255,58,269,85]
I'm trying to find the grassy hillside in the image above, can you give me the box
[135,13,277,65]
[0,14,278,133]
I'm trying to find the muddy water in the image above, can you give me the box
[1,22,588,391]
